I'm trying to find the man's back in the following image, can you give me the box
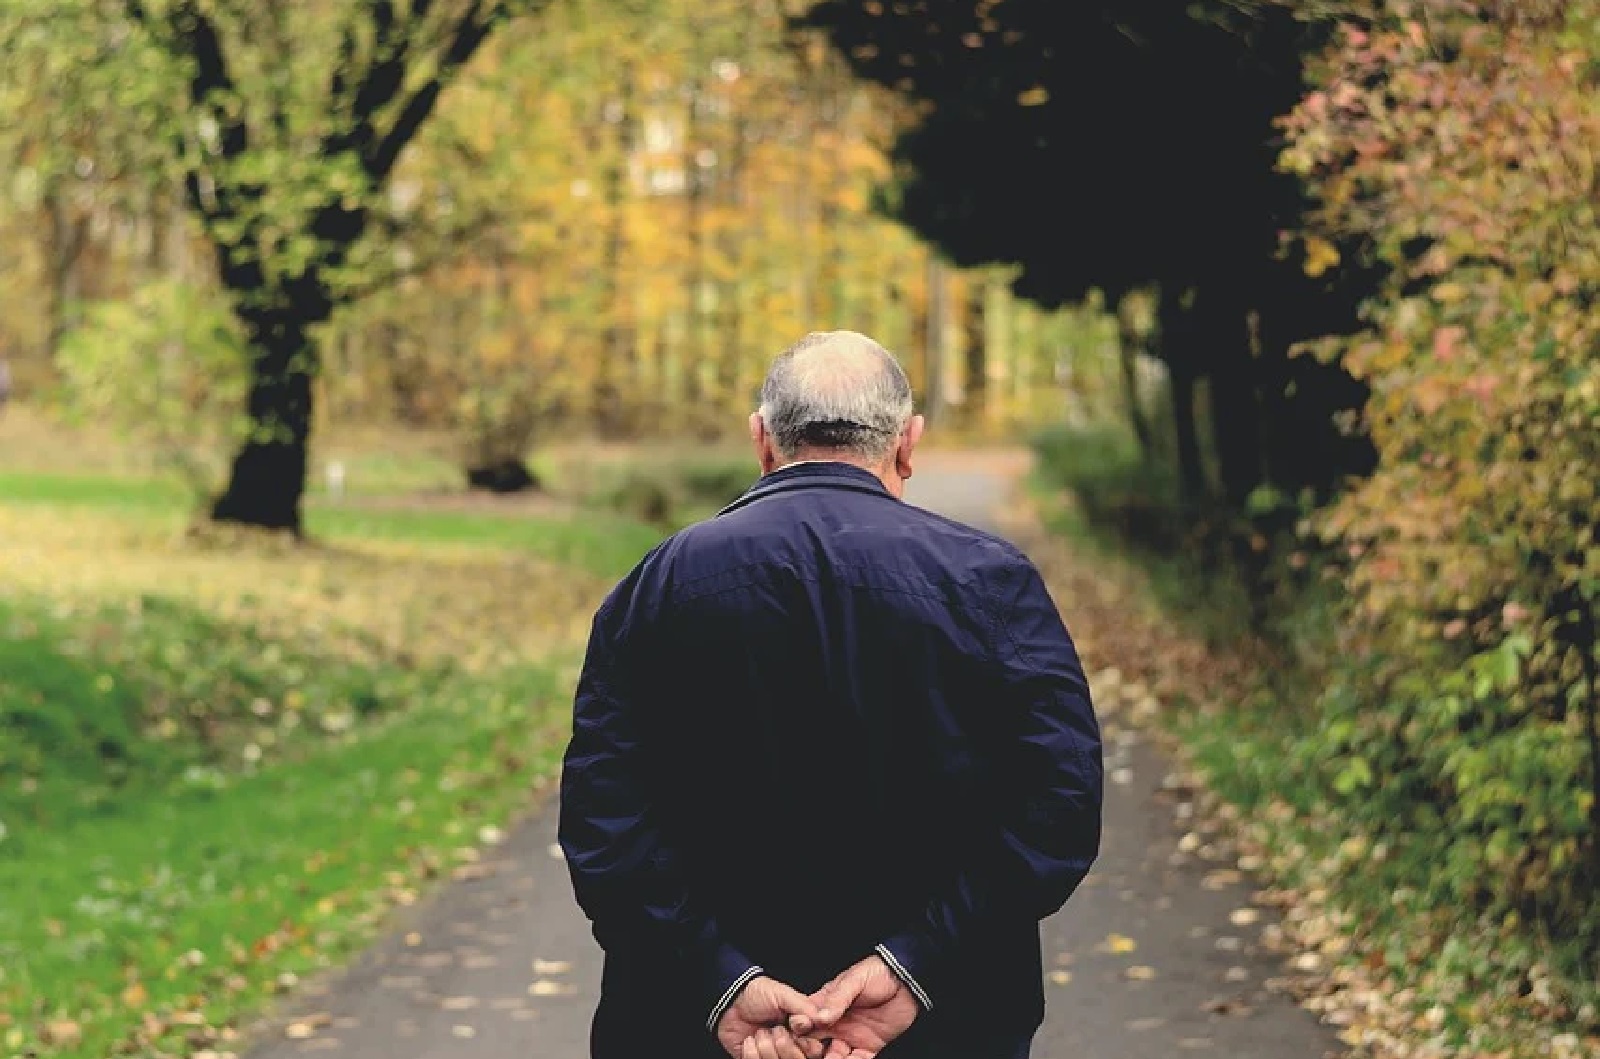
[561,461,1102,1058]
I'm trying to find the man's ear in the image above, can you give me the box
[750,413,781,474]
[895,414,926,481]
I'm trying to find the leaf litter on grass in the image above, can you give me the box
[0,500,652,1059]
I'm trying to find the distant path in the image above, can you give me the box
[246,452,1341,1059]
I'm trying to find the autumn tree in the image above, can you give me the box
[808,0,1375,508]
[1287,0,1600,963]
[99,0,545,531]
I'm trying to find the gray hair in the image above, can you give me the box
[757,331,914,461]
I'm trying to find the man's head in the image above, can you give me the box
[750,331,926,497]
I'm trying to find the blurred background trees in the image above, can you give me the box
[0,0,1110,528]
[2,0,1599,1050]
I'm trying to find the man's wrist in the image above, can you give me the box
[875,942,934,1012]
[706,964,765,1034]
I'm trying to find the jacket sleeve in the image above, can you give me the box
[558,579,762,1036]
[876,552,1103,1011]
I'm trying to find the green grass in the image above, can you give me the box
[0,465,665,1058]
[0,470,662,579]
[1,655,567,1058]
[0,470,187,511]
[310,507,660,579]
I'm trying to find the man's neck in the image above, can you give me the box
[772,455,900,498]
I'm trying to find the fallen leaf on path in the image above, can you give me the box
[1126,1017,1165,1031]
[404,932,422,946]
[1229,908,1261,926]
[529,979,577,997]
[452,1025,477,1039]
[122,982,148,1008]
[1225,966,1251,983]
[285,1013,331,1040]
[441,997,479,1011]
[1099,933,1138,955]
[533,958,573,975]
[1047,971,1073,985]
[1203,996,1254,1018]
[1203,869,1242,890]
[1125,965,1157,981]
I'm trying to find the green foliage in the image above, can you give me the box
[580,452,754,530]
[1032,425,1183,550]
[1283,0,1600,947]
[56,280,249,499]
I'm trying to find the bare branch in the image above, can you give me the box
[366,0,513,181]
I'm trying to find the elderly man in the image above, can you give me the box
[559,331,1102,1059]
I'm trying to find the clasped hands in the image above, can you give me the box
[716,954,921,1059]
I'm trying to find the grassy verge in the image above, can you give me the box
[1028,437,1600,1059]
[0,473,662,1059]
[0,470,662,580]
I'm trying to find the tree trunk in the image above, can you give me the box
[595,65,638,437]
[1158,290,1209,503]
[211,309,317,532]
[41,189,90,362]
[1169,368,1206,505]
[962,276,988,430]
[1116,305,1155,461]
[922,257,949,424]
[1196,288,1261,507]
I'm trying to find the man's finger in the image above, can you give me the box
[797,1034,827,1059]
[766,979,823,1030]
[741,1037,759,1059]
[758,1027,788,1059]
[813,966,869,1025]
[822,1038,853,1059]
[773,1027,808,1059]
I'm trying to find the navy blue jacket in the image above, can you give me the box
[559,462,1102,1058]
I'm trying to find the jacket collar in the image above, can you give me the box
[717,461,894,517]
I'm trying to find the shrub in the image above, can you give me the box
[1285,0,1600,954]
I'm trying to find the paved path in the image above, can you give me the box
[247,458,1342,1059]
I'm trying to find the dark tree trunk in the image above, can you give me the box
[466,458,538,494]
[1116,309,1154,460]
[1157,290,1209,503]
[1195,288,1262,507]
[1169,367,1206,505]
[211,310,316,532]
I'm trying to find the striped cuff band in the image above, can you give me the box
[707,964,765,1034]
[875,944,934,1011]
